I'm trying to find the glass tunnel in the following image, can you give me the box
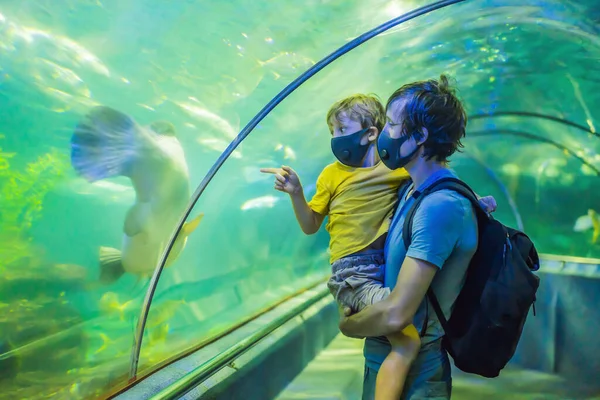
[0,0,599,398]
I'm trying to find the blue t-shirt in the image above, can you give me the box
[364,168,478,370]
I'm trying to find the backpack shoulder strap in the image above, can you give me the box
[398,179,413,200]
[390,179,413,220]
[399,177,487,337]
[401,177,487,249]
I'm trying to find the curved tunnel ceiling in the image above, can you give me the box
[0,0,598,395]
[128,0,468,378]
[129,0,600,380]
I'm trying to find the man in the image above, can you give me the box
[339,75,493,399]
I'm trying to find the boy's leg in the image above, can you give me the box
[364,339,452,400]
[375,324,421,400]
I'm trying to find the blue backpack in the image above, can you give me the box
[400,177,540,378]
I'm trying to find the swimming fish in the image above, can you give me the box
[257,52,315,80]
[70,106,204,283]
[240,195,279,211]
[148,323,170,346]
[98,291,133,321]
[146,299,186,328]
[173,100,238,140]
[94,333,112,355]
[573,209,600,244]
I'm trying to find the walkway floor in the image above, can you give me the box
[276,333,600,400]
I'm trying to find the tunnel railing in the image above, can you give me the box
[145,283,331,400]
[118,254,600,399]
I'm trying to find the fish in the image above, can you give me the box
[573,209,600,244]
[70,106,204,283]
[173,100,238,140]
[146,299,186,328]
[240,195,279,211]
[98,292,133,321]
[94,333,112,355]
[57,178,134,204]
[257,52,315,80]
[197,137,243,159]
[274,143,296,161]
[148,323,170,346]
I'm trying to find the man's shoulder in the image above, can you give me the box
[418,189,474,220]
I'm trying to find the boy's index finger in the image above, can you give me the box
[259,168,281,175]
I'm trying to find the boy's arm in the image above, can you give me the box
[260,166,327,235]
[289,191,326,235]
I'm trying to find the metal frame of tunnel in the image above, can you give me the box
[123,0,600,387]
[463,111,600,231]
[470,111,600,139]
[125,0,469,382]
[468,128,600,176]
[462,151,524,230]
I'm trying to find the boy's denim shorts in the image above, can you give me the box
[327,250,390,312]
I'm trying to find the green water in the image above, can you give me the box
[0,0,598,398]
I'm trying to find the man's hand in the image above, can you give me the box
[478,195,497,213]
[338,305,365,339]
[260,165,302,195]
[337,256,438,339]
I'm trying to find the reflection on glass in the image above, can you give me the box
[0,0,599,398]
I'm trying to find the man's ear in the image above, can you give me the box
[415,127,429,145]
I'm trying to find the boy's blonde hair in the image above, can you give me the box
[326,94,386,135]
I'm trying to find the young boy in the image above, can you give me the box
[261,94,495,399]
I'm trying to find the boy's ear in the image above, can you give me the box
[367,126,379,141]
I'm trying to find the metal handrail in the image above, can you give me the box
[540,253,600,265]
[139,254,600,399]
[147,284,331,400]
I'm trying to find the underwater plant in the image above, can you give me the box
[0,137,91,398]
[0,136,68,270]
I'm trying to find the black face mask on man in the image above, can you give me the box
[330,127,371,167]
[377,128,422,170]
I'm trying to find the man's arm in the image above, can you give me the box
[339,191,470,338]
[339,256,437,338]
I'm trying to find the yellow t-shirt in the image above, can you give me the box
[308,161,410,264]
